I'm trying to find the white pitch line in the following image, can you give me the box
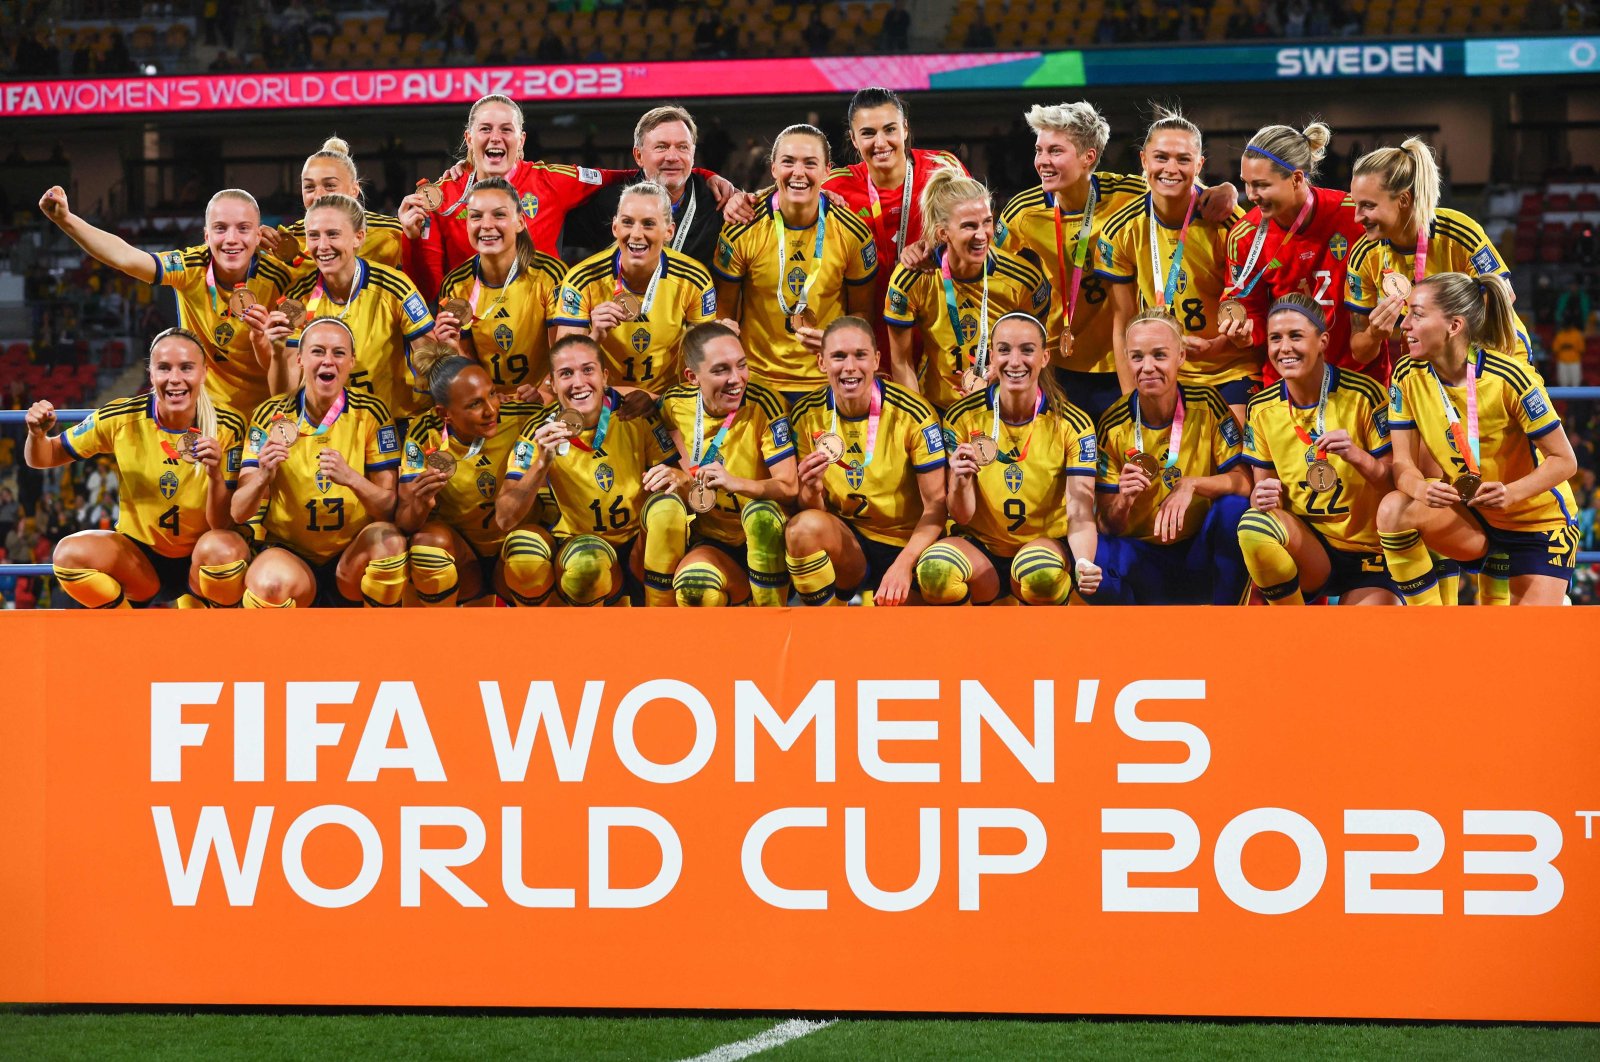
[677,1018,838,1062]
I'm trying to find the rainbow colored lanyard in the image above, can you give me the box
[1051,177,1099,325]
[297,388,347,436]
[468,255,520,323]
[309,259,364,321]
[774,195,828,316]
[988,385,1044,465]
[690,391,740,470]
[866,153,913,250]
[1131,389,1186,471]
[1228,191,1315,300]
[1289,364,1333,460]
[614,250,665,318]
[1430,355,1481,474]
[827,378,881,471]
[940,250,991,376]
[1147,189,1198,309]
[563,393,614,454]
[436,422,485,461]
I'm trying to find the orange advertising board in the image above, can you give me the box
[1,608,1597,1020]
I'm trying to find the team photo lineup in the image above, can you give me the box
[20,86,1583,610]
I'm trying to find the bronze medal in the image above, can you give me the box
[228,287,257,318]
[1307,458,1340,492]
[557,408,586,434]
[177,429,203,463]
[1380,271,1412,301]
[615,292,644,321]
[277,297,307,331]
[1454,471,1482,503]
[789,306,818,333]
[687,475,716,514]
[1128,450,1161,477]
[971,433,999,467]
[1059,329,1074,360]
[1218,299,1247,327]
[267,418,297,448]
[961,368,987,395]
[815,431,845,464]
[416,181,444,212]
[441,297,472,324]
[424,448,457,477]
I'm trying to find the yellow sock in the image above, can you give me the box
[673,559,729,607]
[173,594,207,609]
[1012,543,1071,605]
[1478,554,1511,605]
[501,530,554,606]
[242,587,295,608]
[640,492,688,607]
[52,565,130,609]
[786,548,841,606]
[1431,553,1460,607]
[1380,529,1441,606]
[408,544,458,607]
[740,499,789,607]
[360,553,408,608]
[557,534,620,606]
[914,542,972,605]
[1237,510,1303,605]
[197,560,247,607]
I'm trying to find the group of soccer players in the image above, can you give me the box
[21,87,1579,608]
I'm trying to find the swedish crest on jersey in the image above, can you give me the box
[1004,463,1023,494]
[1328,233,1349,261]
[159,469,180,499]
[594,462,615,491]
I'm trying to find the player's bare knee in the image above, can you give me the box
[784,509,830,553]
[410,523,454,551]
[1375,490,1413,534]
[192,529,248,566]
[51,532,98,569]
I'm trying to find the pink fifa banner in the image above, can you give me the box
[0,53,1039,120]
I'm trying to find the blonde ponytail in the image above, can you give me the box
[1353,137,1440,236]
[918,164,989,242]
[1415,272,1518,353]
[1245,120,1332,179]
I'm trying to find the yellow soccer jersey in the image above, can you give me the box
[506,389,681,546]
[552,247,717,391]
[150,246,292,417]
[399,401,542,555]
[283,257,436,419]
[440,252,566,391]
[1346,208,1530,362]
[657,381,796,545]
[1095,384,1244,544]
[1098,194,1256,387]
[278,211,406,280]
[943,387,1097,557]
[884,247,1051,411]
[1389,351,1576,532]
[243,388,402,563]
[714,198,878,392]
[1243,367,1392,552]
[995,172,1147,375]
[789,379,947,547]
[60,393,246,558]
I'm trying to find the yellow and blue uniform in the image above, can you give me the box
[1390,350,1578,579]
[1092,384,1250,603]
[657,381,794,547]
[1346,209,1532,363]
[715,199,878,397]
[1243,366,1394,598]
[552,247,717,392]
[149,246,292,417]
[884,247,1050,412]
[243,388,401,565]
[440,252,567,392]
[1097,195,1258,401]
[400,403,544,553]
[278,210,406,280]
[282,257,435,419]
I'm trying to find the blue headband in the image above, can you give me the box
[1268,299,1326,331]
[1245,145,1298,173]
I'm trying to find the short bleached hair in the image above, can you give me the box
[1025,102,1110,160]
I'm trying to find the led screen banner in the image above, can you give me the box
[1,609,1597,1020]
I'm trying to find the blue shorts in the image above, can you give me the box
[130,537,192,606]
[958,534,1016,589]
[1093,494,1250,605]
[1306,528,1397,602]
[1465,509,1579,583]
[1051,368,1122,425]
[846,524,906,597]
[1216,377,1261,408]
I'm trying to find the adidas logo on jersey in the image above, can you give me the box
[494,307,511,318]
[848,442,863,454]
[476,453,492,466]
[790,250,806,261]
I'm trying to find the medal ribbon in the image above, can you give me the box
[1148,189,1199,309]
[468,255,520,323]
[1130,388,1187,471]
[439,173,476,217]
[1289,363,1332,459]
[774,196,829,315]
[153,394,198,461]
[429,421,487,462]
[987,385,1044,464]
[309,258,363,322]
[1226,189,1316,300]
[670,185,698,253]
[827,377,882,471]
[866,153,914,250]
[293,387,348,437]
[561,392,615,454]
[940,249,991,380]
[690,390,740,471]
[614,251,666,317]
[1430,355,1482,475]
[1412,224,1429,284]
[1050,176,1099,329]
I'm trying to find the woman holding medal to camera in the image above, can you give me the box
[883,168,1050,411]
[785,317,947,606]
[1379,273,1579,606]
[435,177,567,403]
[916,312,1100,606]
[1237,294,1398,605]
[658,322,798,607]
[39,185,290,419]
[1092,310,1251,605]
[231,318,407,608]
[495,335,688,607]
[1100,108,1254,424]
[553,182,718,397]
[23,329,252,608]
[260,137,408,278]
[395,338,550,607]
[272,194,436,422]
[715,125,879,406]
